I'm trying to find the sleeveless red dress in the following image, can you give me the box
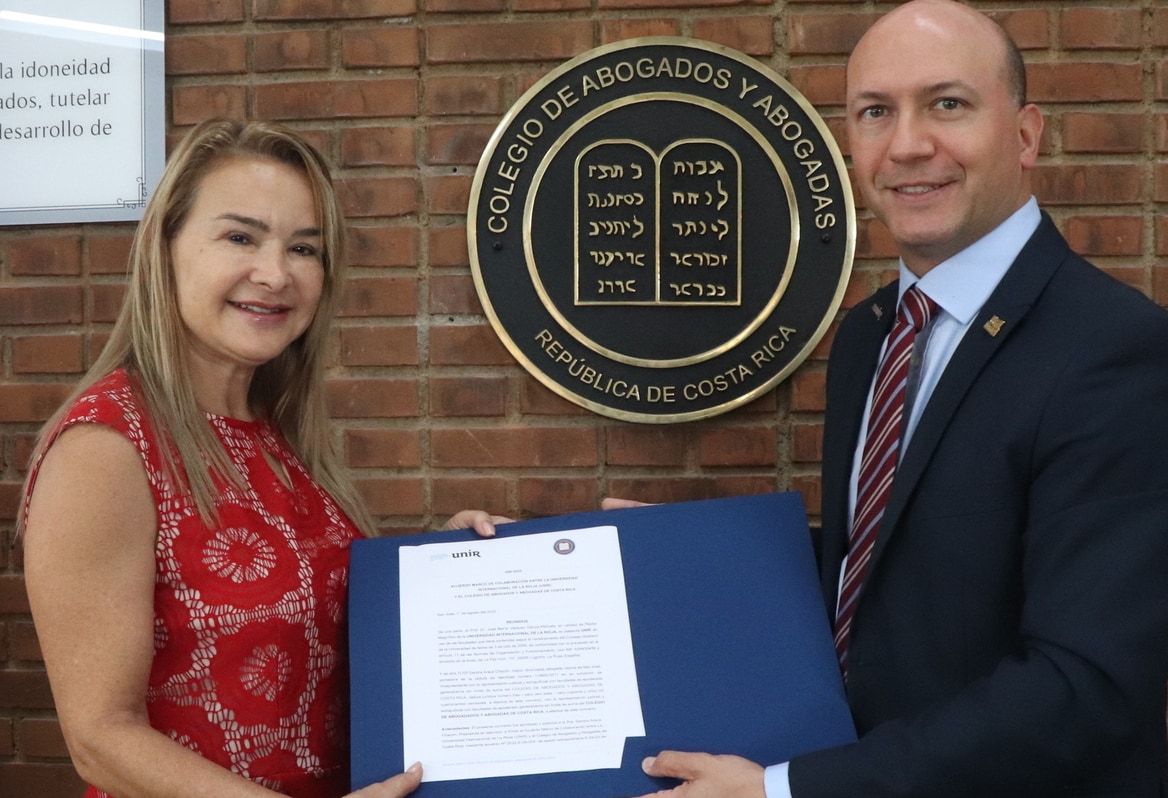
[32,369,360,797]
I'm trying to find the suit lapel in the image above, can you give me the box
[820,281,898,599]
[867,215,1070,571]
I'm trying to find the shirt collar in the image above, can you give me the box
[898,197,1041,325]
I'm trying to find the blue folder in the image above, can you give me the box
[349,491,856,796]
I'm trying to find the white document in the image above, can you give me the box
[399,526,645,782]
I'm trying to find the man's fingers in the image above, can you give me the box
[642,750,705,780]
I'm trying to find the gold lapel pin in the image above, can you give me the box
[984,315,1005,337]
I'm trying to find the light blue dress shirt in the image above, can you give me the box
[764,197,1041,798]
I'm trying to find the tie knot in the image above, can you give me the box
[898,286,938,332]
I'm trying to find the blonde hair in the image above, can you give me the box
[21,118,374,536]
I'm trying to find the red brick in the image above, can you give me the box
[1154,265,1168,307]
[428,227,469,268]
[519,478,597,516]
[427,174,473,215]
[326,378,419,418]
[355,477,424,516]
[168,0,244,23]
[1156,9,1168,47]
[429,376,508,417]
[606,426,688,467]
[1062,113,1144,154]
[0,385,73,424]
[1157,62,1168,101]
[339,177,420,219]
[425,123,496,166]
[1063,216,1143,257]
[791,423,824,463]
[787,12,875,55]
[692,16,774,56]
[339,126,416,168]
[1027,63,1142,103]
[19,717,70,758]
[0,574,28,615]
[426,21,593,64]
[0,669,52,711]
[990,9,1051,50]
[8,236,82,277]
[339,325,419,367]
[8,621,41,662]
[599,18,682,43]
[429,324,512,366]
[432,477,509,517]
[344,428,422,469]
[346,226,419,269]
[515,0,588,9]
[340,276,419,318]
[1062,8,1142,50]
[1032,165,1143,206]
[432,428,598,468]
[697,426,777,467]
[254,0,416,19]
[170,84,247,126]
[600,0,768,7]
[1155,216,1168,259]
[253,30,331,73]
[86,235,133,275]
[91,283,128,324]
[342,27,420,68]
[790,370,826,413]
[12,335,84,375]
[0,286,81,325]
[519,377,590,416]
[255,79,417,121]
[423,76,506,116]
[788,65,847,108]
[165,33,247,75]
[792,474,822,517]
[603,477,749,506]
[1155,164,1168,203]
[0,482,21,521]
[0,763,86,797]
[0,717,12,756]
[429,275,482,315]
[428,0,505,10]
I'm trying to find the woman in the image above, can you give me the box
[20,119,501,797]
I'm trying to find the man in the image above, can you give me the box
[635,1,1168,795]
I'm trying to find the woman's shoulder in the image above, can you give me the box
[60,368,147,431]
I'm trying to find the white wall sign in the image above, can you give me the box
[0,0,164,225]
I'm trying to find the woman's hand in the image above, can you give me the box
[347,762,423,797]
[602,497,652,510]
[443,509,515,538]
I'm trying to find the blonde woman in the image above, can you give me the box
[21,119,500,798]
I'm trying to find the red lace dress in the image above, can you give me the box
[31,369,361,797]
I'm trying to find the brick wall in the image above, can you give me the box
[2,0,1166,793]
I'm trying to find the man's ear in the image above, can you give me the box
[1017,103,1044,170]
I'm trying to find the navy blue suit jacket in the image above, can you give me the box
[789,215,1168,796]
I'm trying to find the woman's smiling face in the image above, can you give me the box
[170,155,325,391]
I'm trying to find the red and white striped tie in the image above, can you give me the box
[834,285,938,677]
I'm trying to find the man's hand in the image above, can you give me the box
[635,751,766,798]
